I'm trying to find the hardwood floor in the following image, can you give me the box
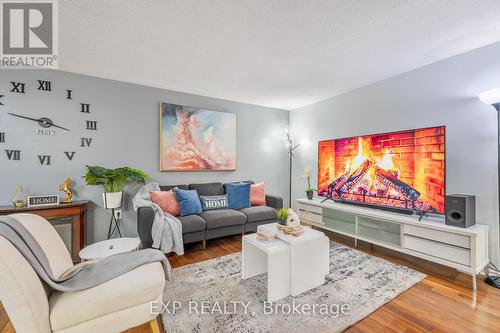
[2,231,500,332]
[0,304,13,333]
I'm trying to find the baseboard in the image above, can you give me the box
[487,266,500,276]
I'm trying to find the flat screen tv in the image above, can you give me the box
[318,126,445,214]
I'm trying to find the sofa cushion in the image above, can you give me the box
[225,180,254,185]
[199,194,229,211]
[149,190,180,216]
[189,183,224,196]
[160,185,188,191]
[240,206,277,223]
[49,262,165,331]
[173,188,203,216]
[200,209,246,229]
[225,183,251,209]
[250,182,266,206]
[178,214,207,234]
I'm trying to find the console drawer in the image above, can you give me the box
[298,210,323,224]
[404,235,470,266]
[405,225,470,249]
[297,202,322,215]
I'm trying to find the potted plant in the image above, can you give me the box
[277,208,289,226]
[83,166,149,209]
[304,167,317,200]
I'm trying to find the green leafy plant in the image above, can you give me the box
[277,208,289,222]
[83,165,149,192]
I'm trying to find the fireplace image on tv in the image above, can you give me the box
[318,126,445,214]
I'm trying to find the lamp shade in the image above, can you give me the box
[479,88,500,106]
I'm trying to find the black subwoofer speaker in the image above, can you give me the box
[445,194,476,228]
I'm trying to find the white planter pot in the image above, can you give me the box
[103,191,122,209]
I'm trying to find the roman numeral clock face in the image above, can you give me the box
[0,80,98,166]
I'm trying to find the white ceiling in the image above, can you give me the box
[59,0,500,110]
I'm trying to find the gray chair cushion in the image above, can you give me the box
[189,183,224,196]
[240,206,277,223]
[160,184,188,191]
[178,214,206,233]
[200,209,246,229]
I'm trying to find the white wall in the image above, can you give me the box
[290,41,500,266]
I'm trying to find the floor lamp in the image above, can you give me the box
[285,131,300,208]
[479,87,500,289]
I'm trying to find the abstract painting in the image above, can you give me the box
[160,103,237,171]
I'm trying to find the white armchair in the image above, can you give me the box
[0,213,165,333]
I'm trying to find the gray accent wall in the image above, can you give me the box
[290,41,500,266]
[0,70,289,243]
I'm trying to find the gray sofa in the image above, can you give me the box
[137,182,283,249]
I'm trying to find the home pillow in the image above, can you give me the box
[225,182,251,209]
[172,188,203,216]
[149,190,180,216]
[199,195,229,211]
[250,182,266,206]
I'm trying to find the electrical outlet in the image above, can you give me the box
[114,209,122,220]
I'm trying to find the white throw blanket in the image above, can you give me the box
[133,183,184,255]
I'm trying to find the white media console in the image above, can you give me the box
[297,198,489,290]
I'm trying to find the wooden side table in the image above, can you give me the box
[0,201,88,263]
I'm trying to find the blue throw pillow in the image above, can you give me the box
[225,183,251,209]
[200,195,229,211]
[173,188,202,216]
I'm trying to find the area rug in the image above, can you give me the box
[161,242,425,333]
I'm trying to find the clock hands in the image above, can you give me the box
[8,113,42,123]
[8,113,71,131]
[41,119,71,132]
[38,118,71,131]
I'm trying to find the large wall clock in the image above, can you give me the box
[0,80,97,165]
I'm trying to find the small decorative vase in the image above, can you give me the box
[278,219,287,226]
[306,190,314,200]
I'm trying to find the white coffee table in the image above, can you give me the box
[242,233,291,302]
[258,223,330,296]
[79,237,141,261]
[242,223,330,301]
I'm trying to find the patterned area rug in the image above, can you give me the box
[161,242,425,333]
